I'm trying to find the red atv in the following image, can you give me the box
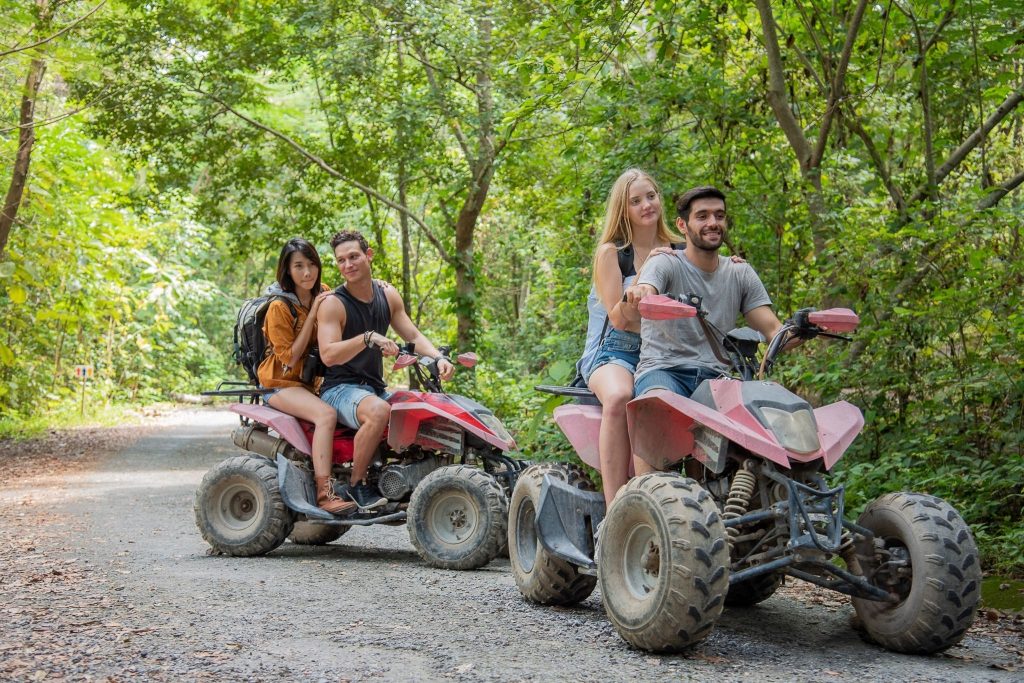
[195,347,523,570]
[511,296,980,654]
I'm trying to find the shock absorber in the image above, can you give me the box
[722,462,757,549]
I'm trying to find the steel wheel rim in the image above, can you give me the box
[428,491,480,546]
[213,480,263,537]
[515,497,537,573]
[621,522,661,599]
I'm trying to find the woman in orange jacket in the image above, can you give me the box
[258,238,354,515]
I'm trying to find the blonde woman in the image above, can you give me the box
[583,169,682,507]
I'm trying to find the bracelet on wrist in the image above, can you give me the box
[363,330,374,348]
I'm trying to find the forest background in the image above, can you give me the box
[1,0,1021,573]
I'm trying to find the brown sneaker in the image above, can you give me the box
[315,476,357,516]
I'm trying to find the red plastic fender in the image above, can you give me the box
[552,404,603,471]
[627,389,794,470]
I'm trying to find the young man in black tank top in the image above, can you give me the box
[317,230,455,510]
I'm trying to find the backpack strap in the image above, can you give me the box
[263,296,299,362]
[616,241,634,279]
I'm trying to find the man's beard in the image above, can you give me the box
[686,227,724,252]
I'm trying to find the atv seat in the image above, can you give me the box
[535,384,600,406]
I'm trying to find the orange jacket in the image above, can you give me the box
[256,285,329,390]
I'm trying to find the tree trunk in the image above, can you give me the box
[454,164,493,350]
[0,56,47,260]
[453,11,496,351]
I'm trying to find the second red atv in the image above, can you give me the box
[196,348,524,570]
[511,297,980,655]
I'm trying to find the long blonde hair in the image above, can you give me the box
[592,168,680,280]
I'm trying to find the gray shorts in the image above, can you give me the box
[320,383,390,430]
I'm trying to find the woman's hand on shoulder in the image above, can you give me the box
[310,290,333,314]
[374,278,396,292]
[730,254,746,263]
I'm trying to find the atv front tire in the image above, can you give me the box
[852,492,980,654]
[194,455,295,556]
[599,473,729,652]
[508,463,598,606]
[288,521,349,546]
[407,465,507,570]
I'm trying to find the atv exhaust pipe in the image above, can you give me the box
[232,424,288,459]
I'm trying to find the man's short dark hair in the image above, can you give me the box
[330,230,370,253]
[675,185,727,220]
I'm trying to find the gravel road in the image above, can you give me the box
[1,408,1020,681]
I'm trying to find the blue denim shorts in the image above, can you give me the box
[320,383,391,430]
[633,365,722,399]
[259,387,282,404]
[585,329,641,382]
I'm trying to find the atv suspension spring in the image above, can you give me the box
[722,467,757,549]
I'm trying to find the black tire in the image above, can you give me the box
[508,463,598,606]
[407,465,507,570]
[599,473,729,652]
[288,521,349,546]
[852,492,981,654]
[725,572,782,607]
[194,455,295,557]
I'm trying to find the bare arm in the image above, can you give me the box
[593,244,633,330]
[386,288,455,381]
[316,296,369,367]
[744,305,784,344]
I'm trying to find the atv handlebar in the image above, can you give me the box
[637,294,698,320]
[638,294,859,379]
[391,344,477,391]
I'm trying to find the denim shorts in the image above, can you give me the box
[585,329,641,382]
[320,383,391,430]
[260,387,282,404]
[633,365,722,399]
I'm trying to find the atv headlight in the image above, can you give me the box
[475,412,513,444]
[759,406,820,454]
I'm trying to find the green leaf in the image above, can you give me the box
[8,286,27,304]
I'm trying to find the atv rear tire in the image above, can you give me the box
[407,465,507,570]
[194,455,295,556]
[852,492,980,654]
[599,473,729,652]
[288,521,349,546]
[508,463,598,606]
[725,572,782,607]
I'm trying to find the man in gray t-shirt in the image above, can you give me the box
[625,186,786,400]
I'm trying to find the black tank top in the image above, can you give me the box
[321,282,392,393]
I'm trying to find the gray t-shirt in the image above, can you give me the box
[635,253,772,377]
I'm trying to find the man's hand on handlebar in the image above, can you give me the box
[436,357,455,382]
[624,283,657,305]
[367,331,400,356]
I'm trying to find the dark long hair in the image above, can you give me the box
[275,238,323,295]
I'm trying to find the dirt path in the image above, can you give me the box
[1,409,1021,681]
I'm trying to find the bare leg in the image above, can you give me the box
[588,364,636,507]
[267,387,337,479]
[350,395,391,484]
[633,453,657,477]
